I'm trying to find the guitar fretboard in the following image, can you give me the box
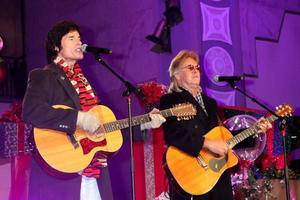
[103,109,174,133]
[227,115,277,148]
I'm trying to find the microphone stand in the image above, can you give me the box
[95,54,144,200]
[228,81,290,200]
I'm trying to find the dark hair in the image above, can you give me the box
[46,20,81,63]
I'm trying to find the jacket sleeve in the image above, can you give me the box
[22,69,78,133]
[160,94,204,157]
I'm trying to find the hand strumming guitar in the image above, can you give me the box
[203,138,229,157]
[76,111,104,138]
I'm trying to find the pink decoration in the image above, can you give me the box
[224,114,266,162]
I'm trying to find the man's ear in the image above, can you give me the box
[173,73,181,81]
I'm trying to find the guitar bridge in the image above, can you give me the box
[196,156,208,170]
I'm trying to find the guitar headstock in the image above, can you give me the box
[275,104,293,117]
[171,103,197,121]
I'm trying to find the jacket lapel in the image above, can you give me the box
[47,64,81,110]
[179,89,209,122]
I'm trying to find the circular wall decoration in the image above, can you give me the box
[203,46,234,86]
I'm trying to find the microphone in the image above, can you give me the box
[81,44,112,54]
[214,75,244,82]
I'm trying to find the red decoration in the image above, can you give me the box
[260,122,290,171]
[138,81,167,107]
[0,100,23,122]
[135,81,168,199]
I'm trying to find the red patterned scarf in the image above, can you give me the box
[54,57,99,111]
[54,57,104,178]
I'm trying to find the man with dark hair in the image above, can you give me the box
[45,21,81,63]
[22,20,165,200]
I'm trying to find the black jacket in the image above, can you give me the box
[22,63,79,134]
[160,88,219,157]
[160,89,234,200]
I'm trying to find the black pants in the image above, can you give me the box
[168,170,234,200]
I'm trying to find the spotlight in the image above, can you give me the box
[164,0,183,27]
[146,19,168,46]
[146,0,183,53]
[146,19,171,53]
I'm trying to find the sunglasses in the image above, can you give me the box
[182,64,200,71]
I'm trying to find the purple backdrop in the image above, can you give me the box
[23,0,300,199]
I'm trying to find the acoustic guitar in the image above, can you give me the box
[165,104,292,195]
[34,103,196,173]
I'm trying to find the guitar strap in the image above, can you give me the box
[67,132,79,149]
[217,115,223,126]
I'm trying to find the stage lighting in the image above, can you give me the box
[146,19,171,53]
[146,19,168,46]
[146,0,183,53]
[164,0,183,27]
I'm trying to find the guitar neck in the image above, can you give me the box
[227,114,277,148]
[103,108,173,132]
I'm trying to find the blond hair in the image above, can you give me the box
[168,50,199,93]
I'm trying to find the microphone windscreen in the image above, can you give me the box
[213,75,220,82]
[80,44,88,52]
